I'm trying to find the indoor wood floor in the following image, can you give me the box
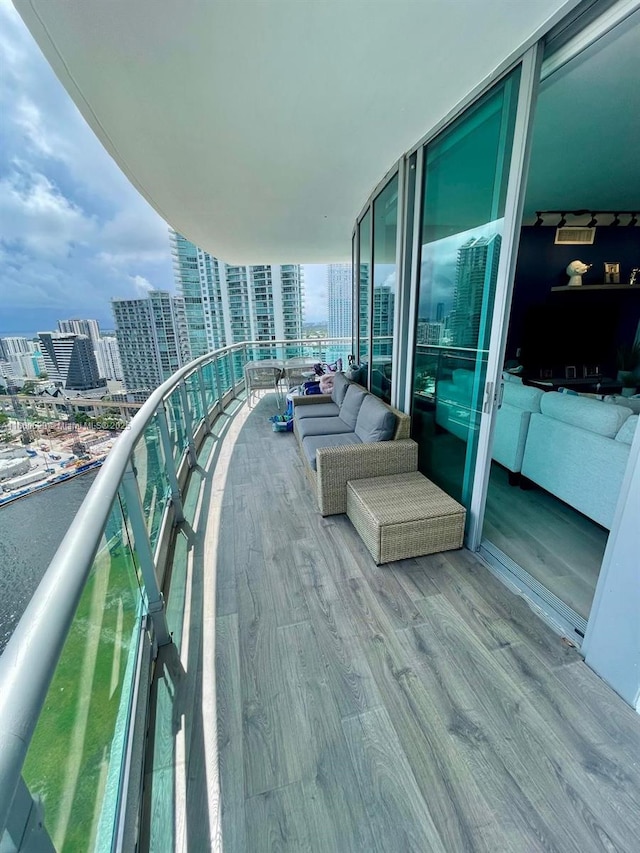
[415,425,608,621]
[147,394,640,852]
[484,463,608,620]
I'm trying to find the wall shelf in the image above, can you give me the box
[551,284,640,292]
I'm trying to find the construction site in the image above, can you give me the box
[0,395,139,505]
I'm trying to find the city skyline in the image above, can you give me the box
[170,232,304,357]
[0,3,332,338]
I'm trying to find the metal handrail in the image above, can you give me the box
[0,337,349,836]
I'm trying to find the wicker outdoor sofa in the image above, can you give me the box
[292,375,418,516]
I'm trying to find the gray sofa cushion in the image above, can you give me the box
[338,385,368,430]
[301,433,362,471]
[294,401,340,420]
[297,416,354,440]
[331,373,350,408]
[354,394,396,443]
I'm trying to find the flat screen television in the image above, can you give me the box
[521,301,618,379]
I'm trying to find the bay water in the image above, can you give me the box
[0,471,97,654]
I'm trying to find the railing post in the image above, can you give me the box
[156,405,184,524]
[196,366,210,428]
[240,343,248,394]
[178,381,197,467]
[210,356,222,414]
[227,349,236,396]
[121,463,171,647]
[3,775,55,852]
[241,343,248,390]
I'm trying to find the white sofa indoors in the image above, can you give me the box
[521,392,637,529]
[492,382,543,475]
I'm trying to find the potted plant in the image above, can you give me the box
[616,342,640,393]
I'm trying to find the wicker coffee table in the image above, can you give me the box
[346,471,466,564]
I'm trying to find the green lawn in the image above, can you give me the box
[23,543,141,851]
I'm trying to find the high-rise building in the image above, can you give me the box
[0,338,45,381]
[372,285,394,348]
[58,318,101,346]
[416,319,445,347]
[37,333,104,390]
[450,235,501,348]
[94,336,123,381]
[170,231,304,358]
[112,290,190,400]
[326,264,351,361]
[0,337,32,359]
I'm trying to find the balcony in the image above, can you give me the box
[1,339,640,851]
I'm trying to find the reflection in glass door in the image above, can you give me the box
[411,69,520,509]
[358,211,371,376]
[371,175,399,403]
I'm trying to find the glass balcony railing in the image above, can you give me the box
[0,337,350,851]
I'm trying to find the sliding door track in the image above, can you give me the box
[479,539,588,646]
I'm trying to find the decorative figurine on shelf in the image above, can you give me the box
[566,259,592,287]
[604,262,620,284]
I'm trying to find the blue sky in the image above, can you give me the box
[0,1,328,337]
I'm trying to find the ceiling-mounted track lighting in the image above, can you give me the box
[535,210,637,226]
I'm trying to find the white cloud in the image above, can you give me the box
[130,274,153,295]
[0,1,28,69]
[0,1,175,333]
[13,97,55,157]
[0,2,134,204]
[0,169,96,256]
[98,207,171,267]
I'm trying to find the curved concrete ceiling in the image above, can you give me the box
[14,0,577,263]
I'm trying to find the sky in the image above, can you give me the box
[0,0,328,337]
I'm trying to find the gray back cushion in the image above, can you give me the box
[331,372,350,408]
[354,394,396,443]
[338,385,368,430]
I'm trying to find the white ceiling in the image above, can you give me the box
[524,8,640,220]
[14,0,578,263]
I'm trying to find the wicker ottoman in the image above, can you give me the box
[346,471,466,564]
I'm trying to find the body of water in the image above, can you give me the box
[0,471,97,654]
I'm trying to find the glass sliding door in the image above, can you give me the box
[371,175,399,403]
[411,69,521,509]
[358,210,372,381]
[351,232,357,356]
[482,11,640,633]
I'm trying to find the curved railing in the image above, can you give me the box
[0,338,349,851]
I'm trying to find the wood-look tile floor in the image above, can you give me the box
[152,394,640,852]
